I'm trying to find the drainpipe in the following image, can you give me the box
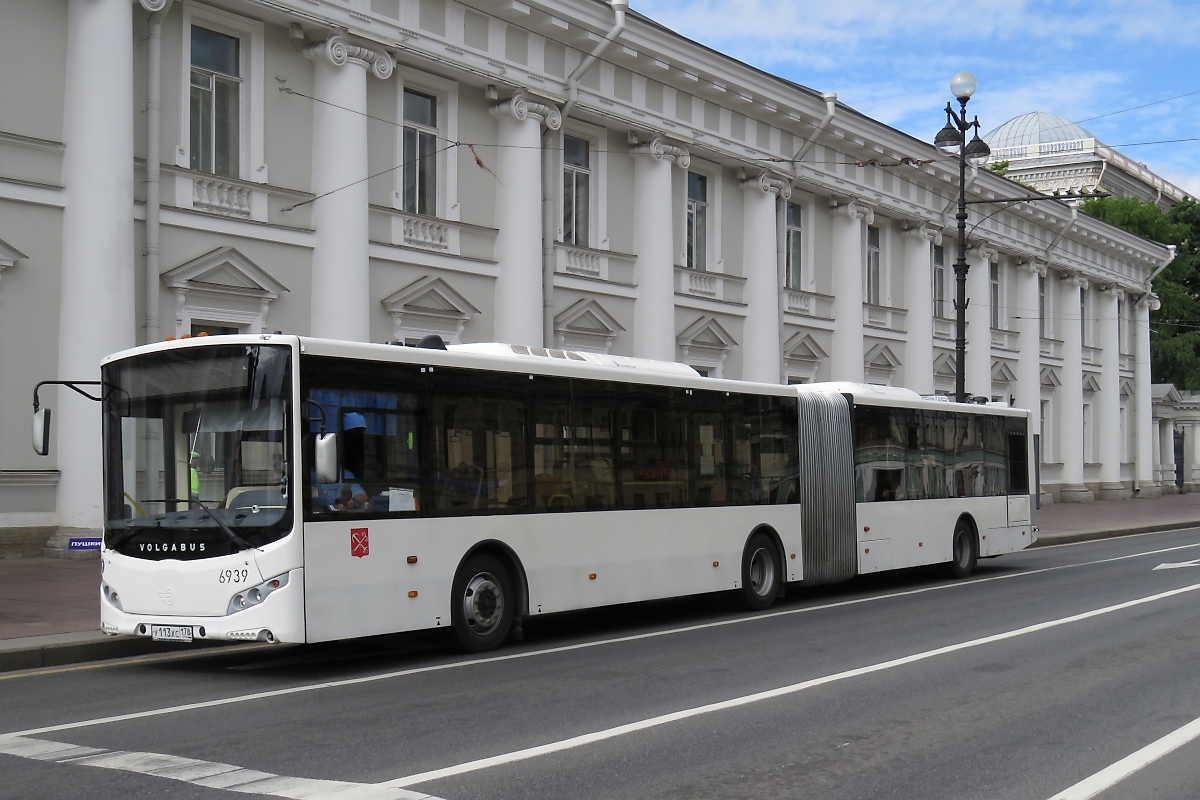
[791,92,837,172]
[143,0,175,343]
[1043,205,1078,259]
[544,0,627,346]
[560,0,628,121]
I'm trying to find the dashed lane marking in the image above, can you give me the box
[0,734,444,800]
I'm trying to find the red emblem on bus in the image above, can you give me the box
[350,528,369,558]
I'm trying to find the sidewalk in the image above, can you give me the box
[4,494,1200,672]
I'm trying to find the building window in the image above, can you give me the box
[190,26,240,178]
[990,262,1001,329]
[562,134,590,246]
[932,244,945,318]
[686,172,708,271]
[866,225,881,305]
[784,202,802,289]
[1039,275,1047,338]
[401,89,438,216]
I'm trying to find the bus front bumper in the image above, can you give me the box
[100,568,305,644]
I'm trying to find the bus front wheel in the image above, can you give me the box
[739,533,781,611]
[947,521,978,579]
[451,553,514,653]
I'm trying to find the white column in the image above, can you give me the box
[631,138,689,361]
[1134,295,1160,496]
[1161,419,1178,493]
[52,0,137,552]
[901,224,939,395]
[1058,272,1093,501]
[490,94,560,346]
[741,173,790,383]
[830,201,872,382]
[966,245,997,399]
[307,36,393,342]
[1097,286,1128,499]
[1015,260,1043,440]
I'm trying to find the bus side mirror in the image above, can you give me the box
[315,432,339,484]
[33,408,51,456]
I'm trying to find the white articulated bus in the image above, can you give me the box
[47,335,1035,652]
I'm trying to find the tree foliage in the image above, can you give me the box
[1081,196,1200,388]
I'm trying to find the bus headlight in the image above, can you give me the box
[227,573,289,615]
[102,583,123,612]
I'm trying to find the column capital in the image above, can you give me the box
[1059,270,1089,290]
[489,93,562,130]
[916,223,942,245]
[1099,283,1126,300]
[977,243,1000,263]
[629,136,690,168]
[741,171,792,200]
[1137,292,1162,311]
[839,199,874,225]
[1018,258,1048,277]
[306,34,394,80]
[138,0,170,11]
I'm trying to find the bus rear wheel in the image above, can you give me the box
[947,521,977,579]
[451,553,514,653]
[739,533,781,611]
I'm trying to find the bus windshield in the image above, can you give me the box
[101,344,292,559]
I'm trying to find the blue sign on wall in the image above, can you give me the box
[68,538,102,551]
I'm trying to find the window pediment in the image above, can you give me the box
[382,275,479,345]
[163,247,287,298]
[0,237,27,288]
[554,298,624,353]
[992,361,1018,384]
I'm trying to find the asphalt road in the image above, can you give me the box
[4,529,1200,800]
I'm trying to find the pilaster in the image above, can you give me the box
[741,172,791,383]
[306,35,393,342]
[49,0,138,555]
[1058,271,1093,501]
[966,244,997,399]
[1097,285,1130,499]
[490,94,560,346]
[1014,259,1044,440]
[631,137,690,361]
[830,200,872,382]
[901,223,940,395]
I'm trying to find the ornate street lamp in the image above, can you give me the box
[935,72,990,403]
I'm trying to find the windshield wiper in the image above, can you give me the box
[105,515,164,550]
[190,496,258,552]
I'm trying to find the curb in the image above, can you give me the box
[0,633,238,674]
[1031,519,1200,548]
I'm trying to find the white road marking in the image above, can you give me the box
[1045,714,1200,800]
[8,537,1200,739]
[379,582,1200,789]
[0,734,443,800]
[1153,557,1200,570]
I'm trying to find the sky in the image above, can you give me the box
[632,0,1200,198]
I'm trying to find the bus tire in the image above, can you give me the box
[947,520,977,579]
[451,553,514,653]
[739,533,781,611]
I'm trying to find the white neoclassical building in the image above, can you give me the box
[0,0,1179,554]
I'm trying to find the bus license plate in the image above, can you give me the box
[150,625,193,643]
